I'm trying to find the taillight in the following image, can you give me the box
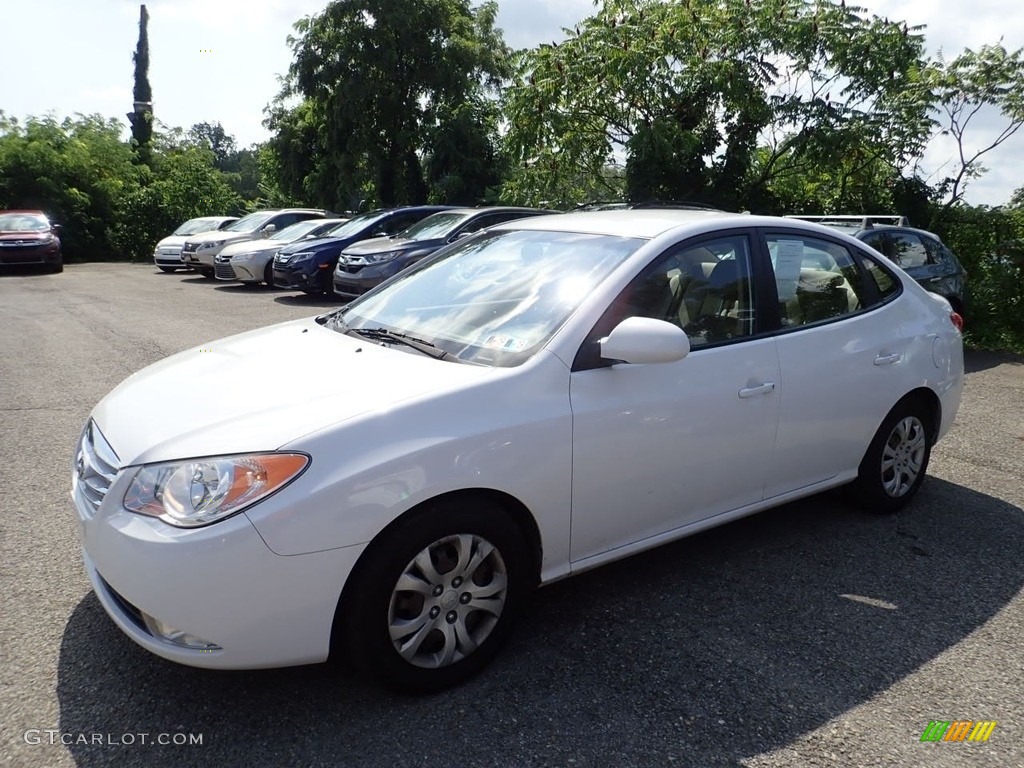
[950,311,964,332]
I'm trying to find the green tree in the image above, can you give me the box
[274,0,510,209]
[129,4,154,163]
[111,144,242,262]
[927,44,1024,224]
[501,0,932,210]
[0,112,141,261]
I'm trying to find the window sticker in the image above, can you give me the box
[482,334,527,352]
[774,239,804,300]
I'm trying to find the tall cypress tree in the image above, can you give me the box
[129,4,153,163]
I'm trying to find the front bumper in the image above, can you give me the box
[182,248,220,268]
[153,247,185,268]
[73,428,364,669]
[0,243,60,265]
[272,264,320,291]
[332,261,399,299]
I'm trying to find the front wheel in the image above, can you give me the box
[158,266,177,274]
[339,499,531,693]
[199,267,214,278]
[850,400,933,513]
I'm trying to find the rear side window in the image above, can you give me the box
[765,234,869,327]
[859,254,900,300]
[889,232,934,269]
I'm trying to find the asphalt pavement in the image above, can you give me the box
[1,264,1021,768]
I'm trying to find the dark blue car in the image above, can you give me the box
[272,206,455,295]
[331,207,554,301]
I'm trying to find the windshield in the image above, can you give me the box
[398,212,469,241]
[224,212,275,233]
[173,217,225,236]
[321,211,390,239]
[0,213,49,232]
[326,229,643,367]
[269,219,329,241]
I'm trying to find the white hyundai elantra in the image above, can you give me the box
[72,209,963,692]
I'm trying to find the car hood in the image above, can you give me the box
[221,239,287,257]
[91,317,491,467]
[342,236,443,256]
[277,234,364,254]
[155,234,189,248]
[186,231,255,246]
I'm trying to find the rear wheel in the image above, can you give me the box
[850,399,933,513]
[339,498,531,693]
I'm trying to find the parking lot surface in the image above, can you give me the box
[1,264,1021,768]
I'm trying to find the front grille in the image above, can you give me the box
[214,263,237,280]
[337,263,363,274]
[335,282,368,298]
[73,421,120,518]
[159,246,181,256]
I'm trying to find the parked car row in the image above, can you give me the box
[148,207,970,316]
[152,205,557,298]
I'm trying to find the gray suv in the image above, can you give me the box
[787,216,968,315]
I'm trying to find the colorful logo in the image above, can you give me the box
[920,720,997,742]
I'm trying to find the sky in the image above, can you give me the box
[2,0,1022,206]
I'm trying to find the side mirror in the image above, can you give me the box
[448,231,473,243]
[599,316,690,365]
[262,224,277,237]
[52,224,63,235]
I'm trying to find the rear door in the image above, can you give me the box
[761,229,911,498]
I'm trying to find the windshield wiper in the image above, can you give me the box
[348,327,450,360]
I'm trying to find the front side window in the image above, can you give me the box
[590,234,755,350]
[766,234,869,327]
[324,229,644,367]
[398,212,466,240]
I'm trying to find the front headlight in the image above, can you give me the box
[287,251,315,263]
[198,241,220,251]
[123,453,309,527]
[365,251,401,264]
[231,251,258,262]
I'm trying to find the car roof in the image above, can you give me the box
[0,209,48,216]
[494,208,735,238]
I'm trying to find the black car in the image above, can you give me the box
[333,207,555,300]
[273,206,455,295]
[788,215,968,315]
[0,210,63,273]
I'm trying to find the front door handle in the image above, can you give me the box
[738,382,776,398]
[874,353,901,366]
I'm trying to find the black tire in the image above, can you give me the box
[850,398,934,514]
[319,269,335,296]
[199,267,214,278]
[263,262,274,287]
[158,266,177,273]
[338,497,531,693]
[48,262,64,274]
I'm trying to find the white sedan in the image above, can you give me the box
[72,210,963,692]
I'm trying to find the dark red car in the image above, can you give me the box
[0,210,63,273]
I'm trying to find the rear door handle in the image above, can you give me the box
[738,382,775,398]
[874,353,901,366]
